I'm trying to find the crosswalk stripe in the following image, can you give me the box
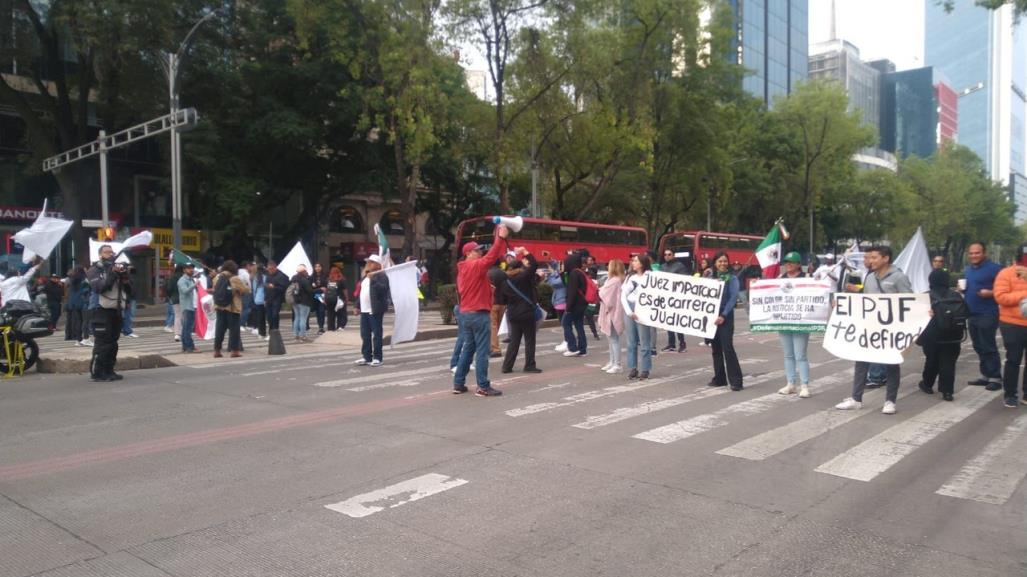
[572,387,731,430]
[324,473,468,518]
[814,386,996,482]
[630,362,847,443]
[935,413,1027,505]
[715,375,920,461]
[346,380,423,392]
[505,367,711,418]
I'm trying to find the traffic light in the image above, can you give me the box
[97,227,115,241]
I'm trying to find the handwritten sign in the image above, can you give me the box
[822,293,931,364]
[749,278,834,333]
[633,271,723,339]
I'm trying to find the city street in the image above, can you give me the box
[1,319,1025,577]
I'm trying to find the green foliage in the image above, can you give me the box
[437,284,458,324]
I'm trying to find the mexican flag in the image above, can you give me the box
[755,221,784,278]
[170,248,204,269]
[374,223,393,268]
[194,283,216,339]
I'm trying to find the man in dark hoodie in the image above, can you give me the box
[561,252,589,357]
[916,269,965,402]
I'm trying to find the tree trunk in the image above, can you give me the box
[403,164,420,261]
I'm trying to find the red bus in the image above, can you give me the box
[454,217,649,264]
[658,230,765,268]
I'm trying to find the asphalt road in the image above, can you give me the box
[1,320,1025,577]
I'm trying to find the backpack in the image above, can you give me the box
[934,290,968,339]
[213,275,233,307]
[584,274,599,304]
[287,281,300,304]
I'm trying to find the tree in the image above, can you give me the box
[941,0,1027,14]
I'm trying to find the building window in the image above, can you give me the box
[380,210,405,235]
[330,206,364,233]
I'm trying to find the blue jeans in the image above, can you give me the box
[292,304,310,337]
[181,309,196,351]
[779,332,810,385]
[360,312,385,362]
[450,305,470,368]
[624,313,652,371]
[120,300,136,335]
[267,299,283,330]
[165,301,175,327]
[454,311,492,389]
[241,294,252,327]
[968,314,1001,381]
[561,309,587,354]
[868,363,888,383]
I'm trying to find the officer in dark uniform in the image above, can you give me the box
[87,244,132,382]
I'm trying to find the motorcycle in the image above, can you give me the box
[0,300,52,376]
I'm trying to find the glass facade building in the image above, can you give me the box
[880,68,939,160]
[730,0,808,106]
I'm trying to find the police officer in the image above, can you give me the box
[87,244,132,382]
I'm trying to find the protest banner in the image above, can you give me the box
[748,278,834,333]
[822,293,931,364]
[633,271,723,339]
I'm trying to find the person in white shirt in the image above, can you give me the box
[620,253,654,380]
[0,260,42,305]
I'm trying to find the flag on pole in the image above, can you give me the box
[194,283,216,339]
[170,248,204,269]
[894,226,931,293]
[278,241,313,280]
[14,200,73,263]
[382,260,420,345]
[374,223,393,268]
[755,220,785,278]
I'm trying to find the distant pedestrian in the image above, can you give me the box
[599,258,626,374]
[325,265,347,331]
[547,262,568,351]
[64,267,88,342]
[621,253,653,379]
[355,255,390,367]
[238,261,252,330]
[178,263,199,353]
[661,248,688,353]
[500,248,541,374]
[264,260,290,337]
[776,252,811,398]
[992,261,1027,408]
[561,252,589,358]
[212,260,250,358]
[167,265,183,342]
[488,261,508,358]
[290,264,315,342]
[311,262,327,334]
[962,242,1003,391]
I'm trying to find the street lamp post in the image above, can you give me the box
[160,10,219,251]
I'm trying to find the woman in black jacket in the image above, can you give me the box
[310,263,327,334]
[561,252,589,357]
[500,249,542,374]
[916,269,964,401]
[290,265,316,342]
[355,255,390,366]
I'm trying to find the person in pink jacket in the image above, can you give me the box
[599,259,626,374]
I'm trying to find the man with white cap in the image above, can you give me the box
[454,225,511,396]
[354,254,390,366]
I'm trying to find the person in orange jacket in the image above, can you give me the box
[991,263,1027,408]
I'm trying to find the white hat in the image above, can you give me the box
[367,254,382,264]
[506,251,517,258]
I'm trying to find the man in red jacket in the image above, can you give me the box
[454,224,511,396]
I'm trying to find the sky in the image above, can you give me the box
[807,0,925,71]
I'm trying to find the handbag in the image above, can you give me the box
[505,278,545,328]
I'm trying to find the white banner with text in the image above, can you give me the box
[748,278,834,333]
[822,293,931,364]
[633,271,724,339]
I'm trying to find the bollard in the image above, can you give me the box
[267,329,286,355]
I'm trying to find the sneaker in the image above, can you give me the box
[865,381,884,389]
[835,398,862,410]
[354,359,368,366]
[730,385,744,392]
[606,365,622,374]
[452,385,469,394]
[600,363,612,372]
[918,381,934,395]
[985,381,1003,392]
[798,386,810,398]
[523,367,542,374]
[475,387,502,397]
[677,343,687,353]
[126,333,139,338]
[80,339,93,346]
[91,374,116,382]
[638,371,649,380]
[778,384,797,395]
[489,351,502,358]
[661,345,676,352]
[882,401,897,415]
[942,392,954,401]
[707,380,727,388]
[563,350,584,357]
[967,378,989,387]
[262,336,270,341]
[230,351,242,358]
[174,335,181,342]
[370,359,382,367]
[109,372,124,381]
[1004,397,1018,408]
[555,342,568,352]
[163,326,173,333]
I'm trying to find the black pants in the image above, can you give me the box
[48,302,61,329]
[1000,322,1027,401]
[267,299,283,330]
[667,331,686,347]
[921,341,961,395]
[585,305,599,338]
[502,318,537,372]
[90,308,122,378]
[215,310,242,352]
[315,300,326,330]
[360,312,385,362]
[326,297,339,330]
[250,304,267,336]
[711,314,743,387]
[65,308,82,341]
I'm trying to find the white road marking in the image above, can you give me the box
[345,380,423,392]
[935,413,1027,505]
[530,382,574,393]
[324,473,468,518]
[573,387,731,430]
[716,378,920,461]
[505,367,710,417]
[632,370,849,444]
[814,386,995,482]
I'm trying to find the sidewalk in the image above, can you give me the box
[36,307,560,373]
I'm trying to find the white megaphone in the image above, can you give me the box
[492,215,524,233]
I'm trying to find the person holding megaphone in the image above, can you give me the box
[453,219,513,396]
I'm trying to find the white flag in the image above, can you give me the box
[14,200,73,263]
[382,260,420,346]
[278,241,313,280]
[894,227,931,293]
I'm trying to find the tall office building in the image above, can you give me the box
[879,67,941,160]
[925,0,1027,222]
[729,0,808,106]
[808,39,881,131]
